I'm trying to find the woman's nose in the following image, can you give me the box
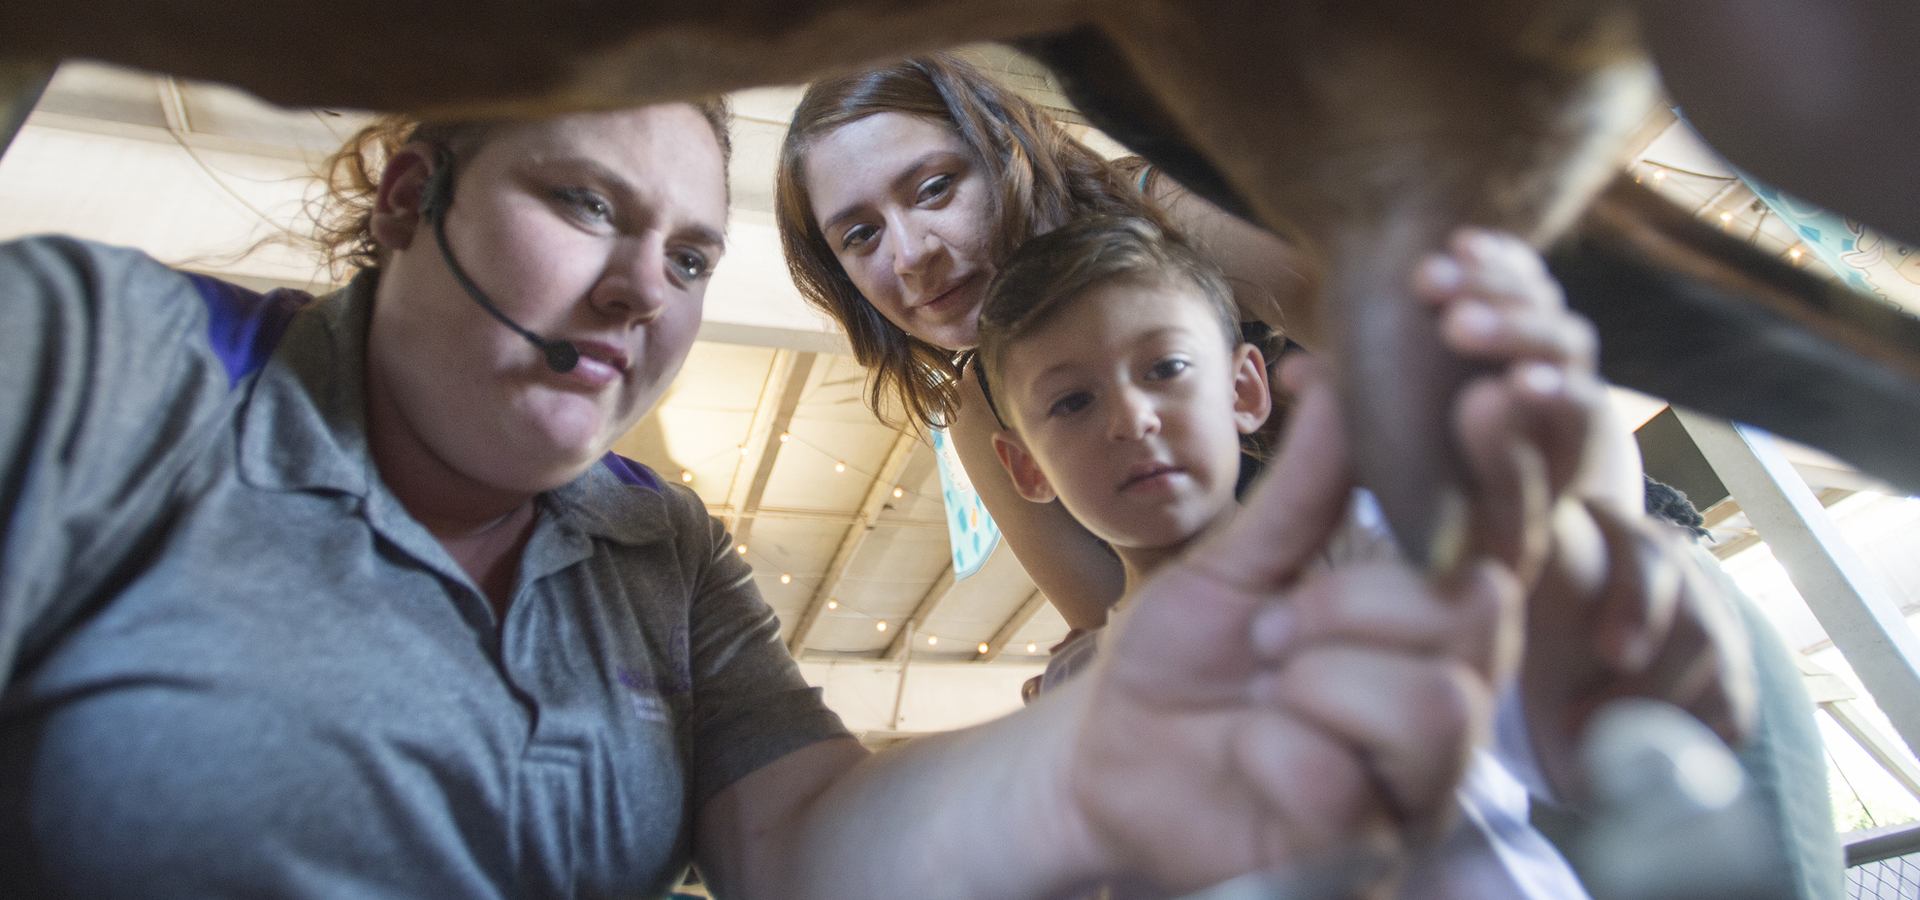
[591,238,670,325]
[889,217,940,278]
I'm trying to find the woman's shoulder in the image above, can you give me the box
[1,236,311,377]
[0,234,186,298]
[568,453,720,544]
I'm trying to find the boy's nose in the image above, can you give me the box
[1108,387,1159,441]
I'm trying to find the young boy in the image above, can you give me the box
[976,215,1720,898]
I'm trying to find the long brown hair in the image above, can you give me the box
[307,100,733,281]
[775,53,1167,432]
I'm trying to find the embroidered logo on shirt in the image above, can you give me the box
[617,668,689,724]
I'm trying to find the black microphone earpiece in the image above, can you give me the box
[421,149,580,374]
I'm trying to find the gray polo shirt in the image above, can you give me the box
[0,237,849,898]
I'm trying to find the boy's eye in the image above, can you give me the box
[670,248,713,282]
[555,187,613,223]
[839,223,877,251]
[1047,392,1092,418]
[917,173,954,204]
[1145,358,1190,381]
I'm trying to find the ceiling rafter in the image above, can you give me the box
[977,589,1047,662]
[706,505,945,529]
[884,562,956,660]
[727,350,815,548]
[786,429,925,655]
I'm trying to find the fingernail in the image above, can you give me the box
[1421,256,1463,291]
[1521,362,1564,395]
[1427,486,1471,575]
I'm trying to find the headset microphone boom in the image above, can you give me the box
[418,150,581,374]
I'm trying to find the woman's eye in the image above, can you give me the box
[839,223,877,251]
[917,174,954,204]
[670,248,712,282]
[555,187,613,222]
[1145,358,1190,381]
[1047,392,1092,418]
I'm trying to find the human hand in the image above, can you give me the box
[1414,227,1628,582]
[1413,228,1757,796]
[1521,501,1760,800]
[1063,356,1522,896]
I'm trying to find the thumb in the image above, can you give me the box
[1186,354,1356,592]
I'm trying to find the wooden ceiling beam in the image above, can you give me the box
[977,589,1047,662]
[884,562,955,660]
[706,505,945,529]
[786,429,923,655]
[726,350,815,548]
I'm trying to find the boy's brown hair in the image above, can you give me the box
[976,215,1241,430]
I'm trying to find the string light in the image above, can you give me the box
[780,574,791,584]
[827,600,837,609]
[779,432,791,443]
[738,445,748,456]
[1027,643,1037,654]
[1653,169,1665,180]
[893,487,904,498]
[736,545,747,555]
[1789,248,1804,261]
[876,621,887,632]
[927,635,939,645]
[977,643,990,654]
[1719,211,1733,223]
[835,462,846,473]
[680,470,693,483]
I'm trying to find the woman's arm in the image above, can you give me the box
[948,367,1126,631]
[0,237,254,690]
[1146,171,1325,350]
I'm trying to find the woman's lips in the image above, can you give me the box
[554,340,627,389]
[919,273,978,315]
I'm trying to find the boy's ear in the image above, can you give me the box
[1231,343,1274,435]
[991,430,1057,503]
[369,142,437,253]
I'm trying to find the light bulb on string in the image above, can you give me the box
[827,600,837,609]
[893,487,904,498]
[876,621,887,632]
[835,462,846,473]
[927,635,938,646]
[779,432,791,443]
[780,574,791,584]
[680,470,693,483]
[977,643,990,655]
[738,445,749,456]
[1027,643,1037,654]
[736,545,747,555]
